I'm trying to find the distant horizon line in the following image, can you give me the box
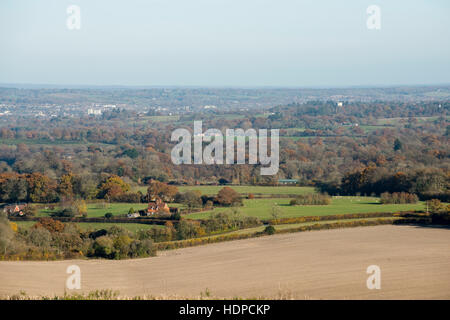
[1,82,450,90]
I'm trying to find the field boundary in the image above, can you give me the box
[154,218,399,251]
[8,216,174,226]
[263,210,423,225]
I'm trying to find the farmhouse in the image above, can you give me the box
[147,198,170,216]
[3,203,28,216]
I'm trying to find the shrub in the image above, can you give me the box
[171,212,181,220]
[33,218,65,233]
[205,200,214,209]
[264,225,276,235]
[0,212,14,255]
[426,199,445,213]
[290,193,331,205]
[176,220,202,240]
[137,228,173,242]
[9,221,18,232]
[27,228,52,248]
[22,205,37,217]
[431,211,450,225]
[89,229,108,239]
[202,210,261,234]
[128,239,155,258]
[106,225,131,237]
[51,207,77,218]
[104,212,113,219]
[93,236,114,258]
[110,192,142,203]
[270,205,283,220]
[175,191,202,208]
[74,200,87,216]
[380,192,418,204]
[112,235,133,259]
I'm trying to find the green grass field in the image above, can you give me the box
[376,116,448,125]
[135,185,315,195]
[38,202,149,218]
[139,115,180,122]
[358,125,393,133]
[186,196,424,220]
[0,138,113,147]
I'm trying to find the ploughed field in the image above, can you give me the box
[1,225,449,299]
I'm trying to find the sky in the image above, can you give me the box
[0,0,449,87]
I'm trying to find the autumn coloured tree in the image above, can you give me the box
[98,175,130,199]
[34,217,65,233]
[74,199,88,216]
[58,173,75,199]
[175,190,202,208]
[147,180,178,202]
[26,173,58,203]
[215,187,242,206]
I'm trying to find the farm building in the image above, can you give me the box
[278,179,299,185]
[127,212,140,218]
[147,198,170,216]
[3,203,28,216]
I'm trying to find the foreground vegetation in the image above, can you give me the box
[0,288,302,300]
[14,221,162,233]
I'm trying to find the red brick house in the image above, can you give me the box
[3,203,27,216]
[147,198,170,216]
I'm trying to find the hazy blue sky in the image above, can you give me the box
[1,0,449,87]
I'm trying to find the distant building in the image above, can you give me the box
[278,179,299,185]
[127,212,140,218]
[3,203,28,216]
[87,108,102,115]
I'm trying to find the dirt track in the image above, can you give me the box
[1,225,449,299]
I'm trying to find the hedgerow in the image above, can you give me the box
[155,218,399,251]
[265,211,416,225]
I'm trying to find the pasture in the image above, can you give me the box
[186,196,424,220]
[136,185,315,196]
[37,202,149,218]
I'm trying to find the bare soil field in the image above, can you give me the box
[1,225,449,299]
